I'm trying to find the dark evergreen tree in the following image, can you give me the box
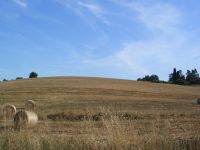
[173,68,177,82]
[169,68,186,85]
[186,69,200,84]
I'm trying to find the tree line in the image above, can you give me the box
[1,72,38,82]
[137,68,200,85]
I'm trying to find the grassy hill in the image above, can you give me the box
[0,77,200,149]
[0,77,199,114]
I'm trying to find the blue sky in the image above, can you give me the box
[0,0,200,80]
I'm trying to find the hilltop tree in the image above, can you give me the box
[172,68,177,82]
[3,79,8,82]
[149,74,159,82]
[186,69,200,84]
[169,68,185,85]
[138,74,159,83]
[29,72,38,78]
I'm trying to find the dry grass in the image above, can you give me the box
[0,77,200,149]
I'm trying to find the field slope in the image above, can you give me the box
[0,76,199,113]
[0,77,200,149]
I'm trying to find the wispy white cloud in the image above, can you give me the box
[81,1,192,79]
[77,1,110,25]
[56,0,110,25]
[110,0,181,33]
[83,38,179,78]
[13,0,27,8]
[8,0,198,79]
[52,0,199,79]
[133,2,181,34]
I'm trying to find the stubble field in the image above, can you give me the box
[0,77,200,149]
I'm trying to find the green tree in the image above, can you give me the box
[186,69,200,84]
[169,68,185,85]
[138,74,159,83]
[29,72,38,78]
[169,68,176,83]
[149,74,159,82]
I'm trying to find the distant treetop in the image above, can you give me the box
[137,68,200,85]
[29,72,38,78]
[137,74,159,83]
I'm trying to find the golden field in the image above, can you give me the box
[0,77,200,150]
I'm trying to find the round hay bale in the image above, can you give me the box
[14,111,38,130]
[25,100,36,111]
[197,98,200,104]
[3,104,17,119]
